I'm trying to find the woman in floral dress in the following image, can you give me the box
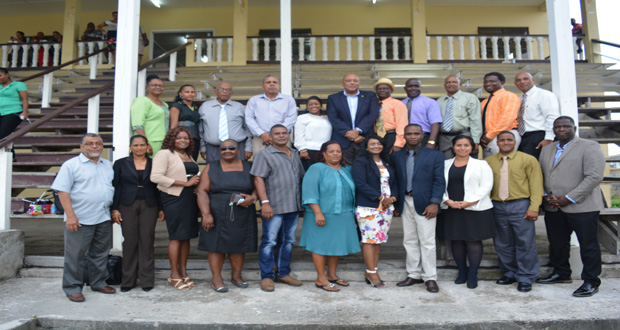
[352,135,398,288]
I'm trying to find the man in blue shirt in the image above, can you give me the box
[51,133,116,302]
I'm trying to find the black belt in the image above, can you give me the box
[441,129,470,136]
[385,130,396,134]
[405,191,413,197]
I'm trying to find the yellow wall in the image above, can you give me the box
[1,5,548,61]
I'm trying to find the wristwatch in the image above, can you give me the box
[427,140,436,145]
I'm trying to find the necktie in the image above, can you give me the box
[376,104,386,138]
[218,104,229,141]
[443,96,454,132]
[406,150,414,192]
[498,155,509,201]
[481,93,493,134]
[406,98,412,123]
[517,94,527,136]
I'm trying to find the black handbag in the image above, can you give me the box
[82,255,123,286]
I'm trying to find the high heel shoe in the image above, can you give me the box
[365,269,387,289]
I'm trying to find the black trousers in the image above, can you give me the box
[544,209,602,286]
[119,200,159,288]
[300,149,319,172]
[0,113,23,140]
[517,130,545,160]
[342,142,363,166]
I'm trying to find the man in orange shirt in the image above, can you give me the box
[373,78,408,154]
[480,72,522,158]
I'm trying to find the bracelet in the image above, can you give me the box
[261,200,270,204]
[380,196,385,202]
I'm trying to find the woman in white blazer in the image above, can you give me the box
[437,135,495,289]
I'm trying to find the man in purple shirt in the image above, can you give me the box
[401,78,443,149]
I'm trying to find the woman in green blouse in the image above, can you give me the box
[170,84,200,160]
[0,67,29,142]
[131,74,169,155]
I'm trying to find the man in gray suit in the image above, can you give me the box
[536,116,605,297]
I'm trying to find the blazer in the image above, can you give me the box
[150,149,198,196]
[539,136,605,213]
[326,90,380,149]
[112,156,160,210]
[440,157,493,211]
[351,156,398,208]
[391,147,445,215]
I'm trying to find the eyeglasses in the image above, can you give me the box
[83,142,103,147]
[217,88,232,92]
[148,84,164,88]
[220,146,237,151]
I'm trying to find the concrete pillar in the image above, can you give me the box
[580,0,602,63]
[410,0,427,64]
[61,0,81,66]
[280,0,292,96]
[232,0,248,65]
[111,0,141,251]
[546,0,578,124]
[0,146,12,230]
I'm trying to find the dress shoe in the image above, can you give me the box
[66,293,85,303]
[496,276,516,285]
[92,285,116,294]
[396,277,424,287]
[536,274,572,284]
[517,282,532,292]
[275,275,303,286]
[120,287,133,292]
[142,287,153,292]
[261,278,275,292]
[572,282,599,297]
[425,280,439,293]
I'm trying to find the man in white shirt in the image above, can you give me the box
[514,72,560,159]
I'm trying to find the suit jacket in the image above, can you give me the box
[151,149,198,196]
[351,156,398,208]
[441,157,493,211]
[326,90,380,149]
[391,147,445,215]
[539,136,605,213]
[112,156,160,210]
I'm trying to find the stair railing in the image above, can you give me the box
[591,39,620,62]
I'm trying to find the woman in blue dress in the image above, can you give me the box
[300,141,360,292]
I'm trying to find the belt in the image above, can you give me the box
[385,130,396,134]
[405,191,413,197]
[441,129,470,136]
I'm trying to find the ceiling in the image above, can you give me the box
[1,0,546,16]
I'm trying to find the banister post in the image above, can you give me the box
[41,73,53,108]
[0,145,12,230]
[169,52,177,82]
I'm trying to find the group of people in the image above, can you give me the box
[51,70,605,303]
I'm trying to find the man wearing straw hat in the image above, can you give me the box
[373,78,408,154]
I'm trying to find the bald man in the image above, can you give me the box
[513,72,560,159]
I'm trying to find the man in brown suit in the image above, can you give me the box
[537,116,605,297]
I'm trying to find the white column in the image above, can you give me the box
[546,0,578,122]
[525,36,534,59]
[480,36,488,60]
[457,36,464,60]
[227,38,233,62]
[137,69,146,97]
[97,42,105,64]
[275,38,281,61]
[10,45,18,68]
[1,45,8,67]
[426,36,431,60]
[334,37,340,61]
[491,36,499,60]
[42,44,50,66]
[447,36,454,60]
[251,38,258,61]
[356,37,364,61]
[0,145,12,230]
[435,36,442,60]
[112,0,141,251]
[89,54,97,79]
[78,42,85,65]
[169,52,177,82]
[310,37,316,61]
[380,37,387,61]
[263,38,270,61]
[392,36,399,60]
[469,36,476,60]
[20,44,29,68]
[345,37,352,61]
[514,37,523,60]
[536,36,545,60]
[195,39,203,63]
[87,95,100,134]
[369,37,376,61]
[298,37,305,61]
[502,36,511,59]
[41,73,53,108]
[321,37,328,61]
[216,38,223,62]
[404,36,411,60]
[280,0,292,96]
[31,44,40,67]
[206,39,214,61]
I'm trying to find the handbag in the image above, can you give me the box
[82,255,123,286]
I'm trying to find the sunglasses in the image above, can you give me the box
[220,146,237,151]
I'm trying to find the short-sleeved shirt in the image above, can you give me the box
[51,153,114,225]
[0,81,28,116]
[170,101,200,140]
[402,95,443,133]
[130,96,170,143]
[250,145,305,214]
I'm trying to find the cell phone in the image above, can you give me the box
[230,194,245,205]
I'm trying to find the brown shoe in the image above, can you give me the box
[261,278,275,292]
[67,293,85,302]
[275,275,303,287]
[425,280,439,293]
[396,277,424,287]
[93,285,116,294]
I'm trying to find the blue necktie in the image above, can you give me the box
[406,150,414,192]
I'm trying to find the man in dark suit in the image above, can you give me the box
[326,73,380,165]
[391,124,445,292]
[537,116,605,297]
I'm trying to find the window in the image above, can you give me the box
[478,27,529,59]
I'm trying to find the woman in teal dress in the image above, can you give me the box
[300,141,360,292]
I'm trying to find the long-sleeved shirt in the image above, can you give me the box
[485,149,544,212]
[293,113,332,151]
[437,90,483,143]
[245,93,298,136]
[198,99,253,151]
[378,97,408,148]
[402,95,442,133]
[480,88,520,140]
[521,86,560,140]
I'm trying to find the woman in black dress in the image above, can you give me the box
[196,139,258,292]
[151,128,200,290]
[438,135,495,289]
[111,135,163,292]
[169,84,200,160]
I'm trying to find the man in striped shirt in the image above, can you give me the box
[479,72,522,158]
